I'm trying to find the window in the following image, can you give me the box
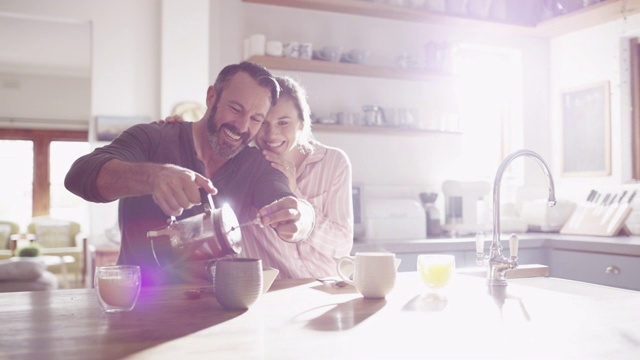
[453,44,523,182]
[0,129,89,231]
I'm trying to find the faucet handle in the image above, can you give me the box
[508,233,519,259]
[475,231,485,254]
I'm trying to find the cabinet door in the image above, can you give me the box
[549,250,640,291]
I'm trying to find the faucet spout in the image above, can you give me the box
[486,149,556,286]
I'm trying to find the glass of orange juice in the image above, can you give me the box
[417,254,455,292]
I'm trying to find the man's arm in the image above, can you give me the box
[65,123,216,217]
[96,159,216,216]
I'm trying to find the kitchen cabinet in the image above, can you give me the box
[549,249,640,291]
[243,0,640,38]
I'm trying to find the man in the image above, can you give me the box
[65,62,315,286]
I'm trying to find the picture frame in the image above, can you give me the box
[561,81,611,177]
[95,116,148,142]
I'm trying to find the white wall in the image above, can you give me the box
[549,13,640,200]
[242,2,550,199]
[0,0,161,243]
[0,72,90,127]
[3,0,639,240]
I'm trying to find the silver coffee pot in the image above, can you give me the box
[147,192,242,268]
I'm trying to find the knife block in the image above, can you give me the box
[560,202,632,236]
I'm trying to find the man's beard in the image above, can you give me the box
[206,106,251,159]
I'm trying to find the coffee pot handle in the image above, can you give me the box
[199,188,216,214]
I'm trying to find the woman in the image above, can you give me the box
[242,76,353,279]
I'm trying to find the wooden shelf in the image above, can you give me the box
[535,0,640,37]
[243,0,640,38]
[246,55,452,81]
[312,123,461,135]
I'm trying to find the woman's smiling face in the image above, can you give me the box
[255,96,303,155]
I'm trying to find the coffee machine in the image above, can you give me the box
[441,180,491,236]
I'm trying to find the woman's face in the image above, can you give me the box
[255,96,302,155]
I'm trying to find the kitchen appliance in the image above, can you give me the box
[419,192,442,237]
[360,198,426,242]
[352,183,365,240]
[146,193,243,268]
[441,180,490,235]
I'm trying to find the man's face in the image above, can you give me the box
[206,72,272,159]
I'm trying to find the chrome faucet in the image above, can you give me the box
[476,149,556,286]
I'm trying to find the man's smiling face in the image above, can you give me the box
[206,71,272,159]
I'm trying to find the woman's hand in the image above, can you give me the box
[262,150,297,192]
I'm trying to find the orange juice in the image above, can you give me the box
[418,255,454,289]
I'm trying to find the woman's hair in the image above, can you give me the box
[276,76,314,154]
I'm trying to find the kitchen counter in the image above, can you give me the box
[353,233,640,257]
[1,273,639,359]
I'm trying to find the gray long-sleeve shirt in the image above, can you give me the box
[65,121,292,286]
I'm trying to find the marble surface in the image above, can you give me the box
[3,272,638,359]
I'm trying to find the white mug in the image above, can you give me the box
[212,258,263,310]
[266,40,283,57]
[337,252,398,299]
[249,33,266,56]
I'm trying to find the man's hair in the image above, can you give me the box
[213,62,280,105]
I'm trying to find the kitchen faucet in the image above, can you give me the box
[476,149,556,286]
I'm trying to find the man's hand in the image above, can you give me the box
[151,164,217,217]
[257,196,315,243]
[96,159,217,217]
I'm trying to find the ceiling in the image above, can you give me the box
[0,12,90,78]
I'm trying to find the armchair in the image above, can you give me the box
[0,221,20,260]
[26,217,87,286]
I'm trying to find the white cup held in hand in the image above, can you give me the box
[337,252,398,299]
[95,265,141,313]
[213,258,263,310]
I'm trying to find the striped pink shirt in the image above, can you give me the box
[240,141,354,279]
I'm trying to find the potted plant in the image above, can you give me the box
[16,243,42,257]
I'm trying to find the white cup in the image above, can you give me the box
[337,252,399,299]
[212,258,263,310]
[249,33,266,56]
[95,265,141,313]
[266,40,284,57]
[283,41,300,58]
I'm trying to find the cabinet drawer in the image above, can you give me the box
[549,250,640,291]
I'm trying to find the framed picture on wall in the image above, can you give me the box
[561,81,611,177]
[95,116,148,142]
